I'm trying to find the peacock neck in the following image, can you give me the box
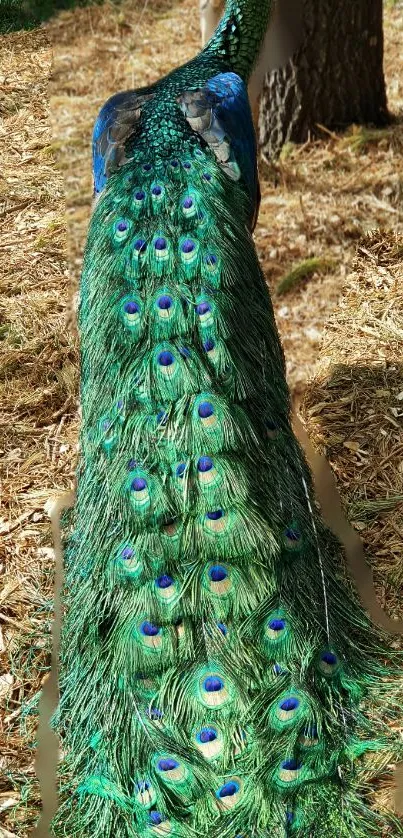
[202,0,274,82]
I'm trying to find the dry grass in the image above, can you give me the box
[301,231,403,622]
[0,1,403,834]
[300,229,403,817]
[0,26,75,836]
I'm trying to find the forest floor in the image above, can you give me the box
[0,0,403,835]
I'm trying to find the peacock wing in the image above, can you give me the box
[92,88,155,195]
[177,71,260,229]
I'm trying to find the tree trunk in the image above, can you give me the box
[259,0,389,159]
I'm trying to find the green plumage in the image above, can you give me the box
[55,1,403,836]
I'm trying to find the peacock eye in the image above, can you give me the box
[157,295,172,309]
[181,239,195,253]
[198,401,214,418]
[134,238,147,253]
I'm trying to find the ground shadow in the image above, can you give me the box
[299,359,403,814]
[1,0,181,34]
[0,0,111,33]
[300,360,403,623]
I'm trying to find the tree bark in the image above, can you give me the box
[259,0,389,159]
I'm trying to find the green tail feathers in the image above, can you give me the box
[55,142,403,837]
[55,14,403,835]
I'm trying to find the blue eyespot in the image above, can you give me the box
[158,351,174,366]
[181,238,195,253]
[209,565,227,582]
[304,724,318,738]
[149,811,165,825]
[156,575,174,589]
[146,707,163,721]
[198,401,214,418]
[131,477,147,491]
[281,759,301,771]
[134,238,147,253]
[124,300,140,314]
[218,781,239,798]
[158,758,179,772]
[204,676,223,692]
[197,727,217,743]
[285,527,301,542]
[196,301,211,315]
[198,456,214,472]
[157,295,172,309]
[321,651,338,666]
[205,253,217,266]
[206,509,223,521]
[140,621,160,637]
[280,697,299,712]
[269,619,286,632]
[137,779,150,792]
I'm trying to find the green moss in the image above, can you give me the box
[276,257,335,295]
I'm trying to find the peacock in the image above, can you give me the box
[53,1,403,836]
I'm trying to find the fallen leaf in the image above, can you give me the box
[0,673,13,704]
[343,440,360,452]
[0,799,19,814]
